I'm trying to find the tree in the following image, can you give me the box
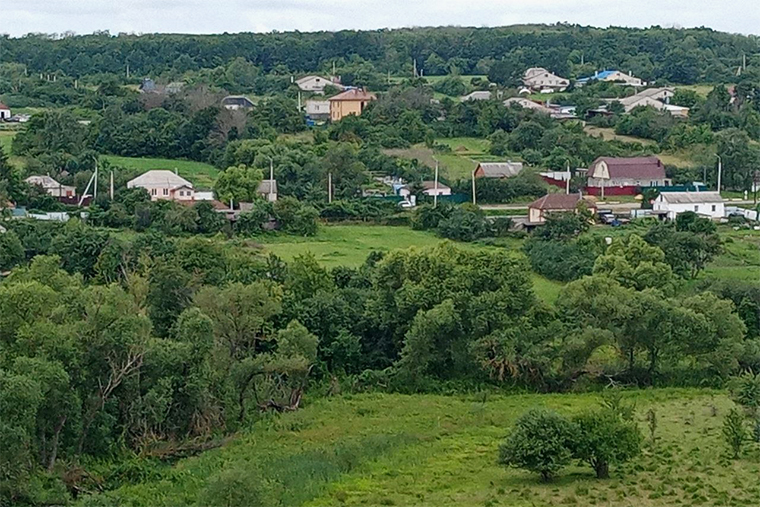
[273,197,319,236]
[214,164,264,204]
[499,409,575,481]
[572,408,642,478]
[321,144,369,199]
[592,235,675,291]
[0,231,24,271]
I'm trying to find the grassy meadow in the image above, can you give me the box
[78,389,760,507]
[104,155,220,188]
[255,224,562,303]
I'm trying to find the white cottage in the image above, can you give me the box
[0,103,10,120]
[652,191,725,220]
[127,170,195,201]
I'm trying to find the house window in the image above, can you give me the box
[151,189,157,196]
[163,188,169,196]
[711,205,716,212]
[694,205,699,212]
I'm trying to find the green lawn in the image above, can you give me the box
[256,224,561,303]
[78,389,756,507]
[385,137,505,182]
[104,155,221,188]
[0,131,13,155]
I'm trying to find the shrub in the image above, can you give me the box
[498,409,575,481]
[571,409,642,479]
[437,207,489,242]
[198,467,266,507]
[723,407,749,459]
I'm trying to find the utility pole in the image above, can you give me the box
[471,169,477,205]
[433,158,439,208]
[565,161,571,195]
[716,154,722,194]
[328,172,333,203]
[93,163,98,201]
[268,158,275,202]
[110,171,114,200]
[413,58,418,78]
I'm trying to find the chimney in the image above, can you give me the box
[174,168,178,175]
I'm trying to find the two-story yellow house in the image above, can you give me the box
[328,88,376,122]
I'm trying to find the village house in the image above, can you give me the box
[305,99,330,121]
[295,75,344,94]
[127,170,196,201]
[528,193,596,224]
[503,97,553,114]
[460,90,493,101]
[328,88,376,122]
[398,181,452,198]
[522,67,570,92]
[0,103,10,120]
[586,156,670,197]
[474,162,524,179]
[221,95,255,110]
[616,87,689,117]
[577,70,644,87]
[652,191,725,220]
[25,175,76,198]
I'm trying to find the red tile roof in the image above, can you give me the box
[328,88,377,102]
[0,103,9,110]
[529,193,595,211]
[592,156,665,180]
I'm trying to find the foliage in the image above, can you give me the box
[214,164,264,204]
[723,407,749,459]
[572,408,642,478]
[499,409,575,481]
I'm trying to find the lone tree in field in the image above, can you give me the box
[498,409,574,482]
[572,409,642,478]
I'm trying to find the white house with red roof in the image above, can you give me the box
[0,103,10,121]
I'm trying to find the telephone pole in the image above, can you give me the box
[433,158,439,208]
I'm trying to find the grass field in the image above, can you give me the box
[255,225,562,303]
[0,131,13,155]
[385,137,504,181]
[104,155,220,188]
[583,126,656,146]
[79,389,759,507]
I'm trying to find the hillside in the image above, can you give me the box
[78,389,754,507]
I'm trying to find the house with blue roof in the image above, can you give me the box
[576,70,644,87]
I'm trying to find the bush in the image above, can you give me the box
[437,206,489,242]
[499,409,575,481]
[723,407,749,459]
[273,197,319,236]
[198,467,266,507]
[524,237,601,282]
[572,409,642,478]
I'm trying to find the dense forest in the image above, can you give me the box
[1,25,758,83]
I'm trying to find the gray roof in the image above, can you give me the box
[257,179,278,195]
[477,162,524,178]
[659,192,724,204]
[127,170,193,190]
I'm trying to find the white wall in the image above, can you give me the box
[653,200,725,220]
